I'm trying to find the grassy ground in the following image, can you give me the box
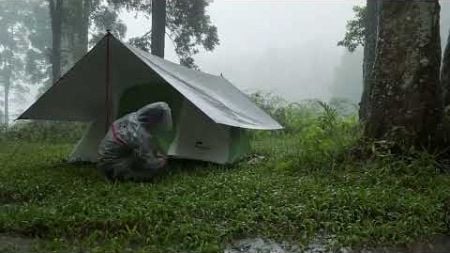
[1,102,450,252]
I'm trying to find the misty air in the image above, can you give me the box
[1,0,450,252]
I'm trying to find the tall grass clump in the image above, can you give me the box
[250,92,360,172]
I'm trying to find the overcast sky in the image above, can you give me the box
[122,0,365,102]
[10,0,364,119]
[13,0,450,119]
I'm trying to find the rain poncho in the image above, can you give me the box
[97,102,173,181]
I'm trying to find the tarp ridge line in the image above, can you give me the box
[124,44,262,127]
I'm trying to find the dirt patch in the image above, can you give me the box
[0,235,36,253]
[0,191,30,205]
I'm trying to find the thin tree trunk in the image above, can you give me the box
[364,0,442,147]
[4,79,9,126]
[151,0,166,58]
[80,0,91,53]
[50,0,91,80]
[49,0,62,84]
[442,30,450,107]
[58,0,91,75]
[360,0,380,121]
[441,30,450,144]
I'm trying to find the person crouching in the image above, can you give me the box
[97,102,173,182]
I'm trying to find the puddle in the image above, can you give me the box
[362,235,450,253]
[1,234,449,252]
[224,237,336,253]
[224,235,450,253]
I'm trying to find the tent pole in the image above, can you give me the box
[105,30,112,133]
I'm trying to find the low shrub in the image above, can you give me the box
[0,121,86,143]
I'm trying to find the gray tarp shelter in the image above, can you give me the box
[18,33,282,164]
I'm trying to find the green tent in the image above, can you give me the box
[19,33,282,164]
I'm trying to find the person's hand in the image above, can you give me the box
[158,157,168,167]
[156,151,167,158]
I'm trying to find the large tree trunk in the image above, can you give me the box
[363,0,442,147]
[151,0,166,58]
[359,0,380,121]
[49,0,91,83]
[49,0,62,84]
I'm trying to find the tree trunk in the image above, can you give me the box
[60,0,90,74]
[364,0,442,147]
[441,30,450,144]
[359,0,380,121]
[80,0,91,52]
[442,30,450,108]
[49,0,62,84]
[151,0,166,58]
[3,77,9,126]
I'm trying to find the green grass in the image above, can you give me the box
[1,102,450,252]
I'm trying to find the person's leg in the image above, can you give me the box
[97,156,134,181]
[125,155,168,182]
[97,151,168,182]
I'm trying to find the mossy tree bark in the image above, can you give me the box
[363,0,442,147]
[360,0,381,122]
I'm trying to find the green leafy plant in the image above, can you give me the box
[1,99,450,252]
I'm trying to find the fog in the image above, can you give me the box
[122,0,364,102]
[6,0,450,119]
